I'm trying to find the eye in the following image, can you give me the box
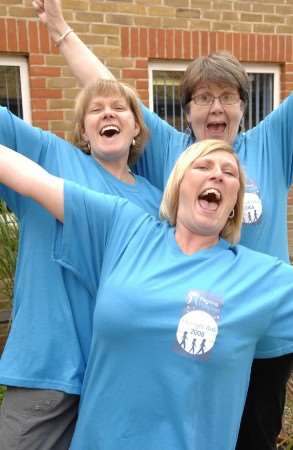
[193,163,209,171]
[113,104,127,111]
[224,168,238,177]
[194,93,213,105]
[89,106,103,113]
[220,93,239,105]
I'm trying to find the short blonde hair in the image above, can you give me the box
[72,79,148,166]
[160,139,245,244]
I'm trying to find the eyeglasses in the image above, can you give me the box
[191,93,240,106]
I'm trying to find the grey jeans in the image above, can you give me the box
[0,387,79,450]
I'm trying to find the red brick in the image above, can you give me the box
[149,28,157,58]
[7,19,17,52]
[241,33,249,61]
[232,33,241,58]
[0,19,7,51]
[31,99,47,110]
[278,35,285,62]
[224,33,233,54]
[31,88,62,99]
[263,34,271,62]
[200,31,209,56]
[256,34,264,61]
[158,29,166,58]
[136,59,148,69]
[17,20,28,52]
[248,33,256,61]
[32,111,63,121]
[139,28,148,58]
[271,34,278,61]
[192,31,199,57]
[39,22,50,54]
[210,31,216,53]
[136,79,148,90]
[217,32,225,52]
[166,29,174,59]
[121,27,130,57]
[122,68,148,79]
[285,36,293,63]
[174,30,182,58]
[183,30,191,59]
[130,27,139,57]
[30,78,46,89]
[29,21,39,53]
[29,54,45,65]
[30,66,60,77]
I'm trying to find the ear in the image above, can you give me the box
[82,131,89,143]
[134,122,140,138]
[185,104,191,124]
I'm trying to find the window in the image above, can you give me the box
[149,61,280,132]
[0,56,31,122]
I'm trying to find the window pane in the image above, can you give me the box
[0,66,23,118]
[153,70,187,132]
[152,70,274,132]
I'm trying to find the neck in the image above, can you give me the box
[96,157,135,184]
[175,224,219,255]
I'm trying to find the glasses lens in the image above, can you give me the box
[220,94,239,105]
[193,94,213,105]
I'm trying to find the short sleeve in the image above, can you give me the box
[133,103,182,191]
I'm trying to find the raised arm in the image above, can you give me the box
[32,0,114,86]
[0,144,64,221]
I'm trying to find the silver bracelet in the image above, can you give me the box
[54,28,74,47]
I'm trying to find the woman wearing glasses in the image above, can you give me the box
[31,1,293,449]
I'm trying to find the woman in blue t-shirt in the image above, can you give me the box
[32,2,293,448]
[0,78,161,449]
[0,138,292,450]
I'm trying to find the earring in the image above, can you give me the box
[132,138,136,147]
[87,141,91,153]
[229,209,235,219]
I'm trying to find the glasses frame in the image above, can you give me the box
[191,93,241,106]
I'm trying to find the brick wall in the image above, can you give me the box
[1,0,293,348]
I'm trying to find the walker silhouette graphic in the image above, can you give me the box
[197,338,206,355]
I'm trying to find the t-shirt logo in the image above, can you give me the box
[175,290,222,359]
[243,179,262,225]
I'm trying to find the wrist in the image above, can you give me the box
[53,27,74,47]
[48,20,70,43]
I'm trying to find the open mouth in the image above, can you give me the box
[100,125,120,137]
[206,122,226,135]
[198,188,222,211]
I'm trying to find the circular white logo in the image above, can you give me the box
[243,192,262,224]
[176,310,218,356]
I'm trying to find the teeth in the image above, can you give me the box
[100,125,120,135]
[201,188,221,200]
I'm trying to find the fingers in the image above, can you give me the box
[32,0,44,14]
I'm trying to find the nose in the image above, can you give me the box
[210,166,223,181]
[102,106,115,117]
[209,97,224,112]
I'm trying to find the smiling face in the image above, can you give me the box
[82,94,140,165]
[176,150,240,243]
[186,82,244,144]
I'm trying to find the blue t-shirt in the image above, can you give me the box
[134,95,293,262]
[54,182,293,450]
[0,106,162,394]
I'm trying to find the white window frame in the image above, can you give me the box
[148,60,280,112]
[0,55,31,123]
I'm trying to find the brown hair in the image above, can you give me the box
[181,51,250,112]
[72,79,148,166]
